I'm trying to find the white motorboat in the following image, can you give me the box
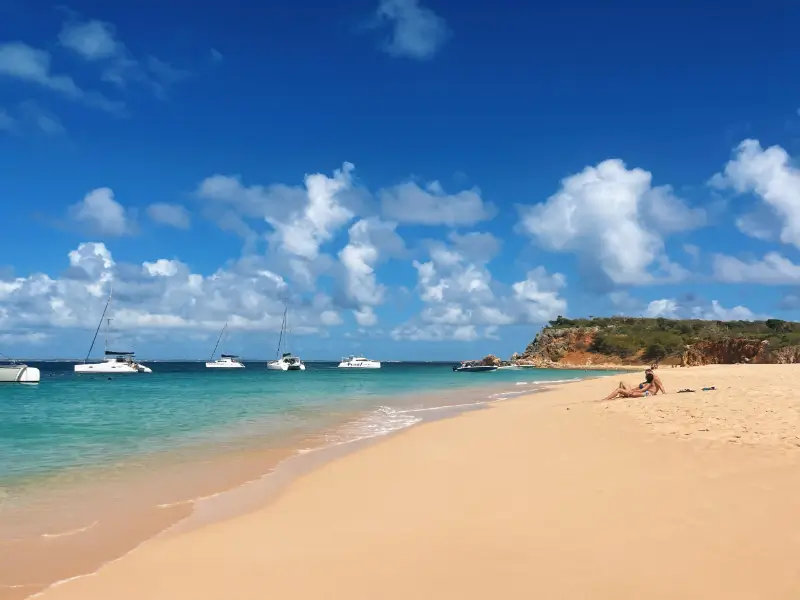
[75,289,153,374]
[266,307,305,371]
[0,359,40,383]
[205,322,244,368]
[452,361,498,373]
[337,356,381,369]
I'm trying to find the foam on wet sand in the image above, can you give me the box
[33,365,800,599]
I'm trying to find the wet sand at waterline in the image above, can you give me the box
[34,365,800,599]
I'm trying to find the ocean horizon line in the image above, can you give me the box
[5,358,467,364]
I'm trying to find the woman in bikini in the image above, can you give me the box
[602,370,664,401]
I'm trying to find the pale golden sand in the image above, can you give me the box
[36,365,800,599]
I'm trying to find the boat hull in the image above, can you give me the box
[453,366,498,373]
[206,361,245,368]
[74,362,151,374]
[267,360,305,371]
[337,361,381,369]
[0,365,40,383]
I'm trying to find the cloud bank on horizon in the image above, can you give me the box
[0,1,798,358]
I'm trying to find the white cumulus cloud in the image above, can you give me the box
[374,0,450,60]
[0,242,342,345]
[644,298,679,318]
[392,235,567,341]
[197,162,362,260]
[69,187,134,237]
[517,158,704,287]
[269,163,356,260]
[640,297,760,321]
[379,180,494,226]
[711,139,800,249]
[338,217,405,325]
[713,252,800,284]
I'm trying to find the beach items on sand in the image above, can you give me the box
[701,386,716,391]
[677,389,695,393]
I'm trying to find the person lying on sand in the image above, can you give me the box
[602,370,664,401]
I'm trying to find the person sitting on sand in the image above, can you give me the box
[645,368,666,394]
[618,369,666,395]
[602,370,663,401]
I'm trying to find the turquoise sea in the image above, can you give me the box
[0,361,619,492]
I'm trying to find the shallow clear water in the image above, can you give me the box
[0,361,619,487]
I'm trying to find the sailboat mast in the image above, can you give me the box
[210,321,227,361]
[83,289,112,364]
[275,307,286,359]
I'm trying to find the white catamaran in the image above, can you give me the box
[266,307,305,371]
[0,354,40,383]
[206,321,244,368]
[74,289,152,374]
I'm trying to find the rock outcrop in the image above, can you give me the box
[680,339,769,366]
[481,354,502,366]
[518,326,601,367]
[681,339,800,366]
[770,345,800,363]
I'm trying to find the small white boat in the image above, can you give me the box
[0,359,40,383]
[206,322,244,368]
[75,351,153,374]
[453,361,498,373]
[338,356,381,369]
[266,307,305,371]
[75,288,152,374]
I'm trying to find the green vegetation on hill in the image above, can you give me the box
[544,316,800,361]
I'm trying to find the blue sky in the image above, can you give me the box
[1,0,800,360]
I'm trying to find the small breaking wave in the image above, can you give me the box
[0,520,101,545]
[324,406,422,446]
[41,520,100,539]
[396,401,489,414]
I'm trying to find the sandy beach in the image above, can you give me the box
[33,365,800,599]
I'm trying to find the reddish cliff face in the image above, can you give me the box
[680,339,769,366]
[518,327,609,367]
[770,346,800,363]
[518,326,800,368]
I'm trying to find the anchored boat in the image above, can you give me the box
[337,356,381,369]
[206,322,244,368]
[452,361,498,373]
[74,289,152,374]
[0,356,40,383]
[266,307,305,371]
